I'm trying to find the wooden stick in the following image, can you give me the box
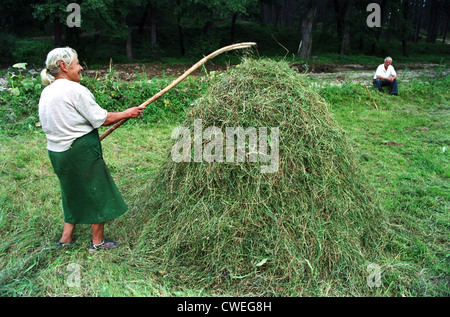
[100,42,257,141]
[364,84,379,110]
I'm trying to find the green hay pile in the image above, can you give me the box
[136,58,388,295]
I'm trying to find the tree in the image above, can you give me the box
[297,0,319,59]
[340,0,354,55]
[222,0,259,43]
[332,0,343,46]
[32,0,71,45]
[194,0,259,43]
[138,0,167,50]
[425,0,440,43]
[106,0,151,60]
[423,0,449,44]
[412,0,425,43]
[400,0,411,57]
[441,2,450,43]
[172,0,215,56]
[32,0,150,60]
[173,0,258,56]
[385,0,415,57]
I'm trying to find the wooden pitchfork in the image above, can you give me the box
[364,84,379,110]
[100,42,257,141]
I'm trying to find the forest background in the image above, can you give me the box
[1,0,449,67]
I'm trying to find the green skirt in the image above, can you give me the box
[48,129,128,224]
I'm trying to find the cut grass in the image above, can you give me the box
[136,58,389,296]
[0,61,448,297]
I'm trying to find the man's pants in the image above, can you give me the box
[373,78,398,95]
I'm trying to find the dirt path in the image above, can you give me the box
[1,62,447,91]
[293,63,448,86]
[84,62,447,86]
[81,62,229,81]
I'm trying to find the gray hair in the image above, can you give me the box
[40,47,78,85]
[384,56,393,62]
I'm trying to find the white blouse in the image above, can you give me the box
[39,79,107,152]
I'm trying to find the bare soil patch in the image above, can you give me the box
[84,62,446,86]
[1,61,446,90]
[82,62,229,81]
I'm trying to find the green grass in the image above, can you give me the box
[317,75,449,296]
[0,124,177,296]
[0,61,449,297]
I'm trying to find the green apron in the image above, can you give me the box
[48,129,128,224]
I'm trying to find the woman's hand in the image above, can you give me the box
[102,106,145,126]
[124,106,145,119]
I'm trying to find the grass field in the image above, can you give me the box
[317,75,449,296]
[0,62,448,297]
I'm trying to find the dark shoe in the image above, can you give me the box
[88,238,120,254]
[56,237,77,247]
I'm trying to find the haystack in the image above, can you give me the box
[136,58,388,295]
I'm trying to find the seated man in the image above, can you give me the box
[373,56,398,95]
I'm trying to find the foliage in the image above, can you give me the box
[10,39,54,67]
[1,0,447,65]
[0,71,43,134]
[81,70,211,123]
[31,0,134,40]
[0,68,211,136]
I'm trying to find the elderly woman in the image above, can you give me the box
[39,47,143,253]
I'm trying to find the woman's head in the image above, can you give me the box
[40,47,82,85]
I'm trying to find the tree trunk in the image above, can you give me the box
[340,0,353,56]
[122,19,133,60]
[401,0,410,57]
[203,20,212,35]
[298,0,318,59]
[177,16,185,56]
[332,0,343,44]
[54,17,63,46]
[442,12,449,43]
[126,33,133,60]
[413,0,424,43]
[230,13,238,44]
[138,4,150,34]
[370,0,388,55]
[150,7,157,47]
[426,0,439,43]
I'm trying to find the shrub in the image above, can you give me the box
[0,69,211,135]
[11,39,54,68]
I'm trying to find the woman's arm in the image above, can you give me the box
[102,106,144,126]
